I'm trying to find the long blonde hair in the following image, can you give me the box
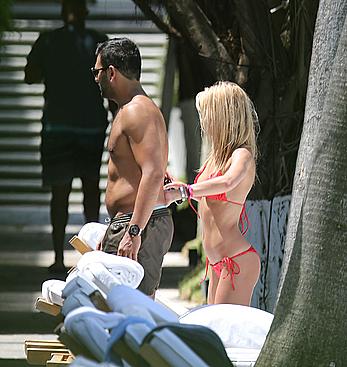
[196,81,258,173]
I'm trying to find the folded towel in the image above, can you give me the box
[41,279,66,306]
[76,251,144,290]
[77,222,108,250]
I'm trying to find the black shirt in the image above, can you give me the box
[26,25,108,130]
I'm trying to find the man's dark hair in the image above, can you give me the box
[96,38,141,81]
[61,0,88,22]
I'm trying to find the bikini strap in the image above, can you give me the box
[188,196,200,218]
[227,199,244,206]
[222,257,241,290]
[194,163,206,184]
[231,246,257,260]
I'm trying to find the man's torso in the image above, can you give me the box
[105,97,168,217]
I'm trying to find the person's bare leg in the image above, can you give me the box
[81,177,100,223]
[213,252,260,305]
[49,181,72,273]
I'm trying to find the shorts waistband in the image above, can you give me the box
[110,207,171,225]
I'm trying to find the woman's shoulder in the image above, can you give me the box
[231,147,253,160]
[226,148,255,178]
[231,147,254,167]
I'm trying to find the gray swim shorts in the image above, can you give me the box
[101,207,174,295]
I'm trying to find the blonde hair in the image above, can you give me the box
[196,81,258,173]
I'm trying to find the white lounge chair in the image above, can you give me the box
[62,285,233,366]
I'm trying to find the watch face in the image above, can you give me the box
[128,224,140,237]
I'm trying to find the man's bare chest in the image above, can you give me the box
[107,123,132,159]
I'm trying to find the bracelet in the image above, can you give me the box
[178,185,189,201]
[187,184,194,199]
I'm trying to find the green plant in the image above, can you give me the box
[178,261,207,304]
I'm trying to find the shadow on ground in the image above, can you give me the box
[0,360,31,367]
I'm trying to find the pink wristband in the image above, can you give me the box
[187,184,194,198]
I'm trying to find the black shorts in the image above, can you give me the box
[40,129,106,186]
[101,207,174,295]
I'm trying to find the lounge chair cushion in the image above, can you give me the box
[107,285,178,324]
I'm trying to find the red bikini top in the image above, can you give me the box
[193,164,249,235]
[194,166,244,205]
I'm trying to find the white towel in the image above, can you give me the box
[41,279,66,306]
[180,304,273,350]
[76,251,144,290]
[41,252,144,308]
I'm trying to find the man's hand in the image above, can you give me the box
[117,231,141,261]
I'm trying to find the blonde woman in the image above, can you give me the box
[164,81,260,305]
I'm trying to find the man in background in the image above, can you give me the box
[25,0,112,273]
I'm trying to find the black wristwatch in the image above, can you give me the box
[128,224,142,238]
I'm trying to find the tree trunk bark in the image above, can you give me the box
[278,0,347,296]
[165,0,234,80]
[256,1,347,365]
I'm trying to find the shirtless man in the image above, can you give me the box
[93,38,173,296]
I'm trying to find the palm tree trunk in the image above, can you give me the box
[256,1,347,365]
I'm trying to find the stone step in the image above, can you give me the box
[0,98,43,110]
[0,151,39,163]
[0,70,161,89]
[0,82,152,97]
[0,136,40,151]
[0,56,163,72]
[0,121,41,134]
[0,177,108,192]
[11,0,147,21]
[1,30,166,48]
[12,18,160,33]
[0,151,110,164]
[0,192,85,205]
[0,204,107,226]
[0,83,44,95]
[0,109,41,120]
[0,162,107,180]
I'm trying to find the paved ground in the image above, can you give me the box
[0,211,198,366]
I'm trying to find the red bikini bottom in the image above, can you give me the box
[202,246,258,290]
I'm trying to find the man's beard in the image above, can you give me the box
[98,83,109,99]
